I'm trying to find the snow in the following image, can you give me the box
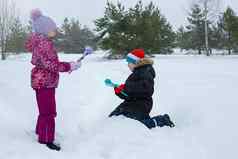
[172,48,238,55]
[0,53,238,159]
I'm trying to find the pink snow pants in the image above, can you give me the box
[35,88,56,143]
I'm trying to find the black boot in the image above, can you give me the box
[163,114,175,128]
[141,118,156,129]
[45,143,61,151]
[152,115,166,127]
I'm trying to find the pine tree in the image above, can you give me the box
[60,18,72,52]
[209,22,225,50]
[221,7,238,54]
[68,19,82,53]
[60,18,97,53]
[129,1,175,54]
[95,1,128,55]
[5,18,27,54]
[186,4,206,54]
[176,26,191,51]
[95,1,175,56]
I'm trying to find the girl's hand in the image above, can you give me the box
[69,61,82,73]
[84,47,93,56]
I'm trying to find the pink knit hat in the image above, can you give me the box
[30,8,42,21]
[30,9,57,36]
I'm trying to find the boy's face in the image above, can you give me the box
[128,63,136,72]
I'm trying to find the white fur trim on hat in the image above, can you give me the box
[127,53,141,61]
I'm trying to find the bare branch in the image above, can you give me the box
[0,0,17,60]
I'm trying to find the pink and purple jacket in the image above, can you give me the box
[25,33,71,89]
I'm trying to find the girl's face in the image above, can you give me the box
[128,63,136,72]
[48,30,57,39]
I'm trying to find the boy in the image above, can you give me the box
[109,49,175,129]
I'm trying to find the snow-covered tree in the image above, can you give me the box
[0,0,17,60]
[95,1,175,56]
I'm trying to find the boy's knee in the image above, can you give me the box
[109,107,124,117]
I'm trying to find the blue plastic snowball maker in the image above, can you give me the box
[77,46,93,62]
[104,79,128,97]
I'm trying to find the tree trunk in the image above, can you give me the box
[228,31,232,55]
[198,48,202,55]
[1,50,6,60]
[204,2,209,56]
[1,43,6,60]
[228,48,231,55]
[1,40,6,60]
[209,48,212,55]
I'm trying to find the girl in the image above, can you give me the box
[25,9,81,151]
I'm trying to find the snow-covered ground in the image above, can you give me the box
[0,53,238,159]
[172,48,238,55]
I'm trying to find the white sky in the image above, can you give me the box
[16,0,238,30]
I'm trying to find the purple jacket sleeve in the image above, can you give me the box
[38,40,71,73]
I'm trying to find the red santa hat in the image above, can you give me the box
[126,49,145,64]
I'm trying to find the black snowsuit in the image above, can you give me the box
[109,58,175,129]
